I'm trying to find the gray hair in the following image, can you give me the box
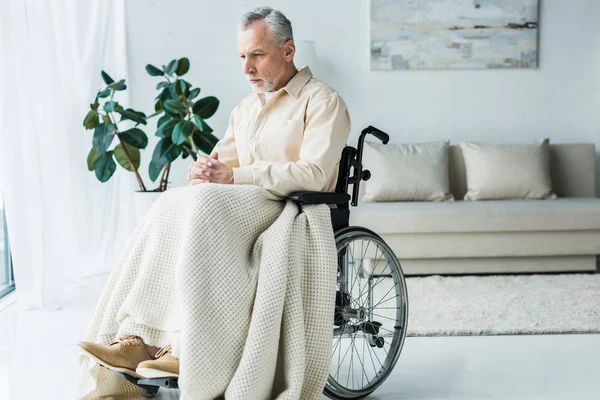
[239,6,294,47]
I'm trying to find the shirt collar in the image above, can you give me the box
[282,66,313,98]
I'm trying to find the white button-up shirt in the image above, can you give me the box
[212,66,352,197]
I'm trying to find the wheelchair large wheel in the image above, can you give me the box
[324,226,409,400]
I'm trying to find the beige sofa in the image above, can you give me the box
[349,143,600,275]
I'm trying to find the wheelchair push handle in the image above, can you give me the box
[344,125,390,206]
[361,125,389,144]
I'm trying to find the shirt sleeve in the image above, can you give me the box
[211,108,240,168]
[232,95,351,197]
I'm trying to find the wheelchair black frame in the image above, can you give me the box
[288,124,389,231]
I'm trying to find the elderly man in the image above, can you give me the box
[78,5,350,385]
[187,7,351,197]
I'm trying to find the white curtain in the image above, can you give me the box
[0,0,139,311]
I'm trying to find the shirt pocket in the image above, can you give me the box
[260,118,304,162]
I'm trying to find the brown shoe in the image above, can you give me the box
[77,335,154,378]
[136,344,179,378]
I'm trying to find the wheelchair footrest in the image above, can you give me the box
[110,369,179,389]
[138,377,179,389]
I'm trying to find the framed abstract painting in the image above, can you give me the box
[370,0,539,70]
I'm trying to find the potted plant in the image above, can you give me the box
[83,57,221,191]
[82,58,221,220]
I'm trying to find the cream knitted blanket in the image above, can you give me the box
[73,183,338,399]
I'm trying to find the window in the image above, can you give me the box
[0,192,15,299]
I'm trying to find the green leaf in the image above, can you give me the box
[146,64,164,76]
[90,101,100,111]
[180,142,194,159]
[94,151,117,182]
[159,86,174,102]
[87,148,102,171]
[172,120,194,145]
[192,131,216,155]
[113,143,140,171]
[168,82,179,99]
[159,86,182,117]
[162,104,180,118]
[101,71,115,85]
[163,99,186,115]
[116,108,147,125]
[176,57,190,76]
[103,101,119,112]
[148,159,164,182]
[161,145,181,165]
[193,96,219,119]
[156,118,178,138]
[156,81,169,90]
[98,88,111,98]
[152,137,181,167]
[157,115,170,129]
[119,127,148,149]
[206,132,220,147]
[167,59,179,76]
[108,79,126,91]
[178,79,188,96]
[83,110,100,129]
[188,88,200,100]
[192,115,213,133]
[93,123,116,154]
[154,100,163,113]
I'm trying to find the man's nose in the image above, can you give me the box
[243,58,255,75]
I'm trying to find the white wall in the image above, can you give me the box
[124,0,600,191]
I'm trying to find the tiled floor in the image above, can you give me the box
[1,301,599,400]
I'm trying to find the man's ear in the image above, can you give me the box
[284,40,295,62]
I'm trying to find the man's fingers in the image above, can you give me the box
[192,167,211,176]
[195,157,216,167]
[188,171,208,180]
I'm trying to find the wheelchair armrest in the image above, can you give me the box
[288,191,350,205]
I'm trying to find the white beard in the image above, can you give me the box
[249,64,286,93]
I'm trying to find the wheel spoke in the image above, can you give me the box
[328,230,408,397]
[370,294,400,310]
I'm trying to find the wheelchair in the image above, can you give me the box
[111,125,409,399]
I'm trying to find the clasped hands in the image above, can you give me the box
[187,151,234,186]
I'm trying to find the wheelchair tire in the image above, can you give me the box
[324,226,409,400]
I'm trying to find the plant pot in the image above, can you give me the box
[133,190,164,223]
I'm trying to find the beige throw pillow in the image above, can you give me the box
[460,139,556,200]
[361,140,454,202]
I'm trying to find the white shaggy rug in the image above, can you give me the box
[402,273,600,336]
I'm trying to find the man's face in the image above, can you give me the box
[238,21,286,93]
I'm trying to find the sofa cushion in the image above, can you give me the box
[361,140,453,202]
[460,140,557,200]
[349,198,600,233]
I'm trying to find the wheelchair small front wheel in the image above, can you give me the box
[324,226,409,400]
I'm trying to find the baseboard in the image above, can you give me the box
[368,255,596,276]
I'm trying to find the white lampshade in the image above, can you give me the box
[294,40,319,76]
